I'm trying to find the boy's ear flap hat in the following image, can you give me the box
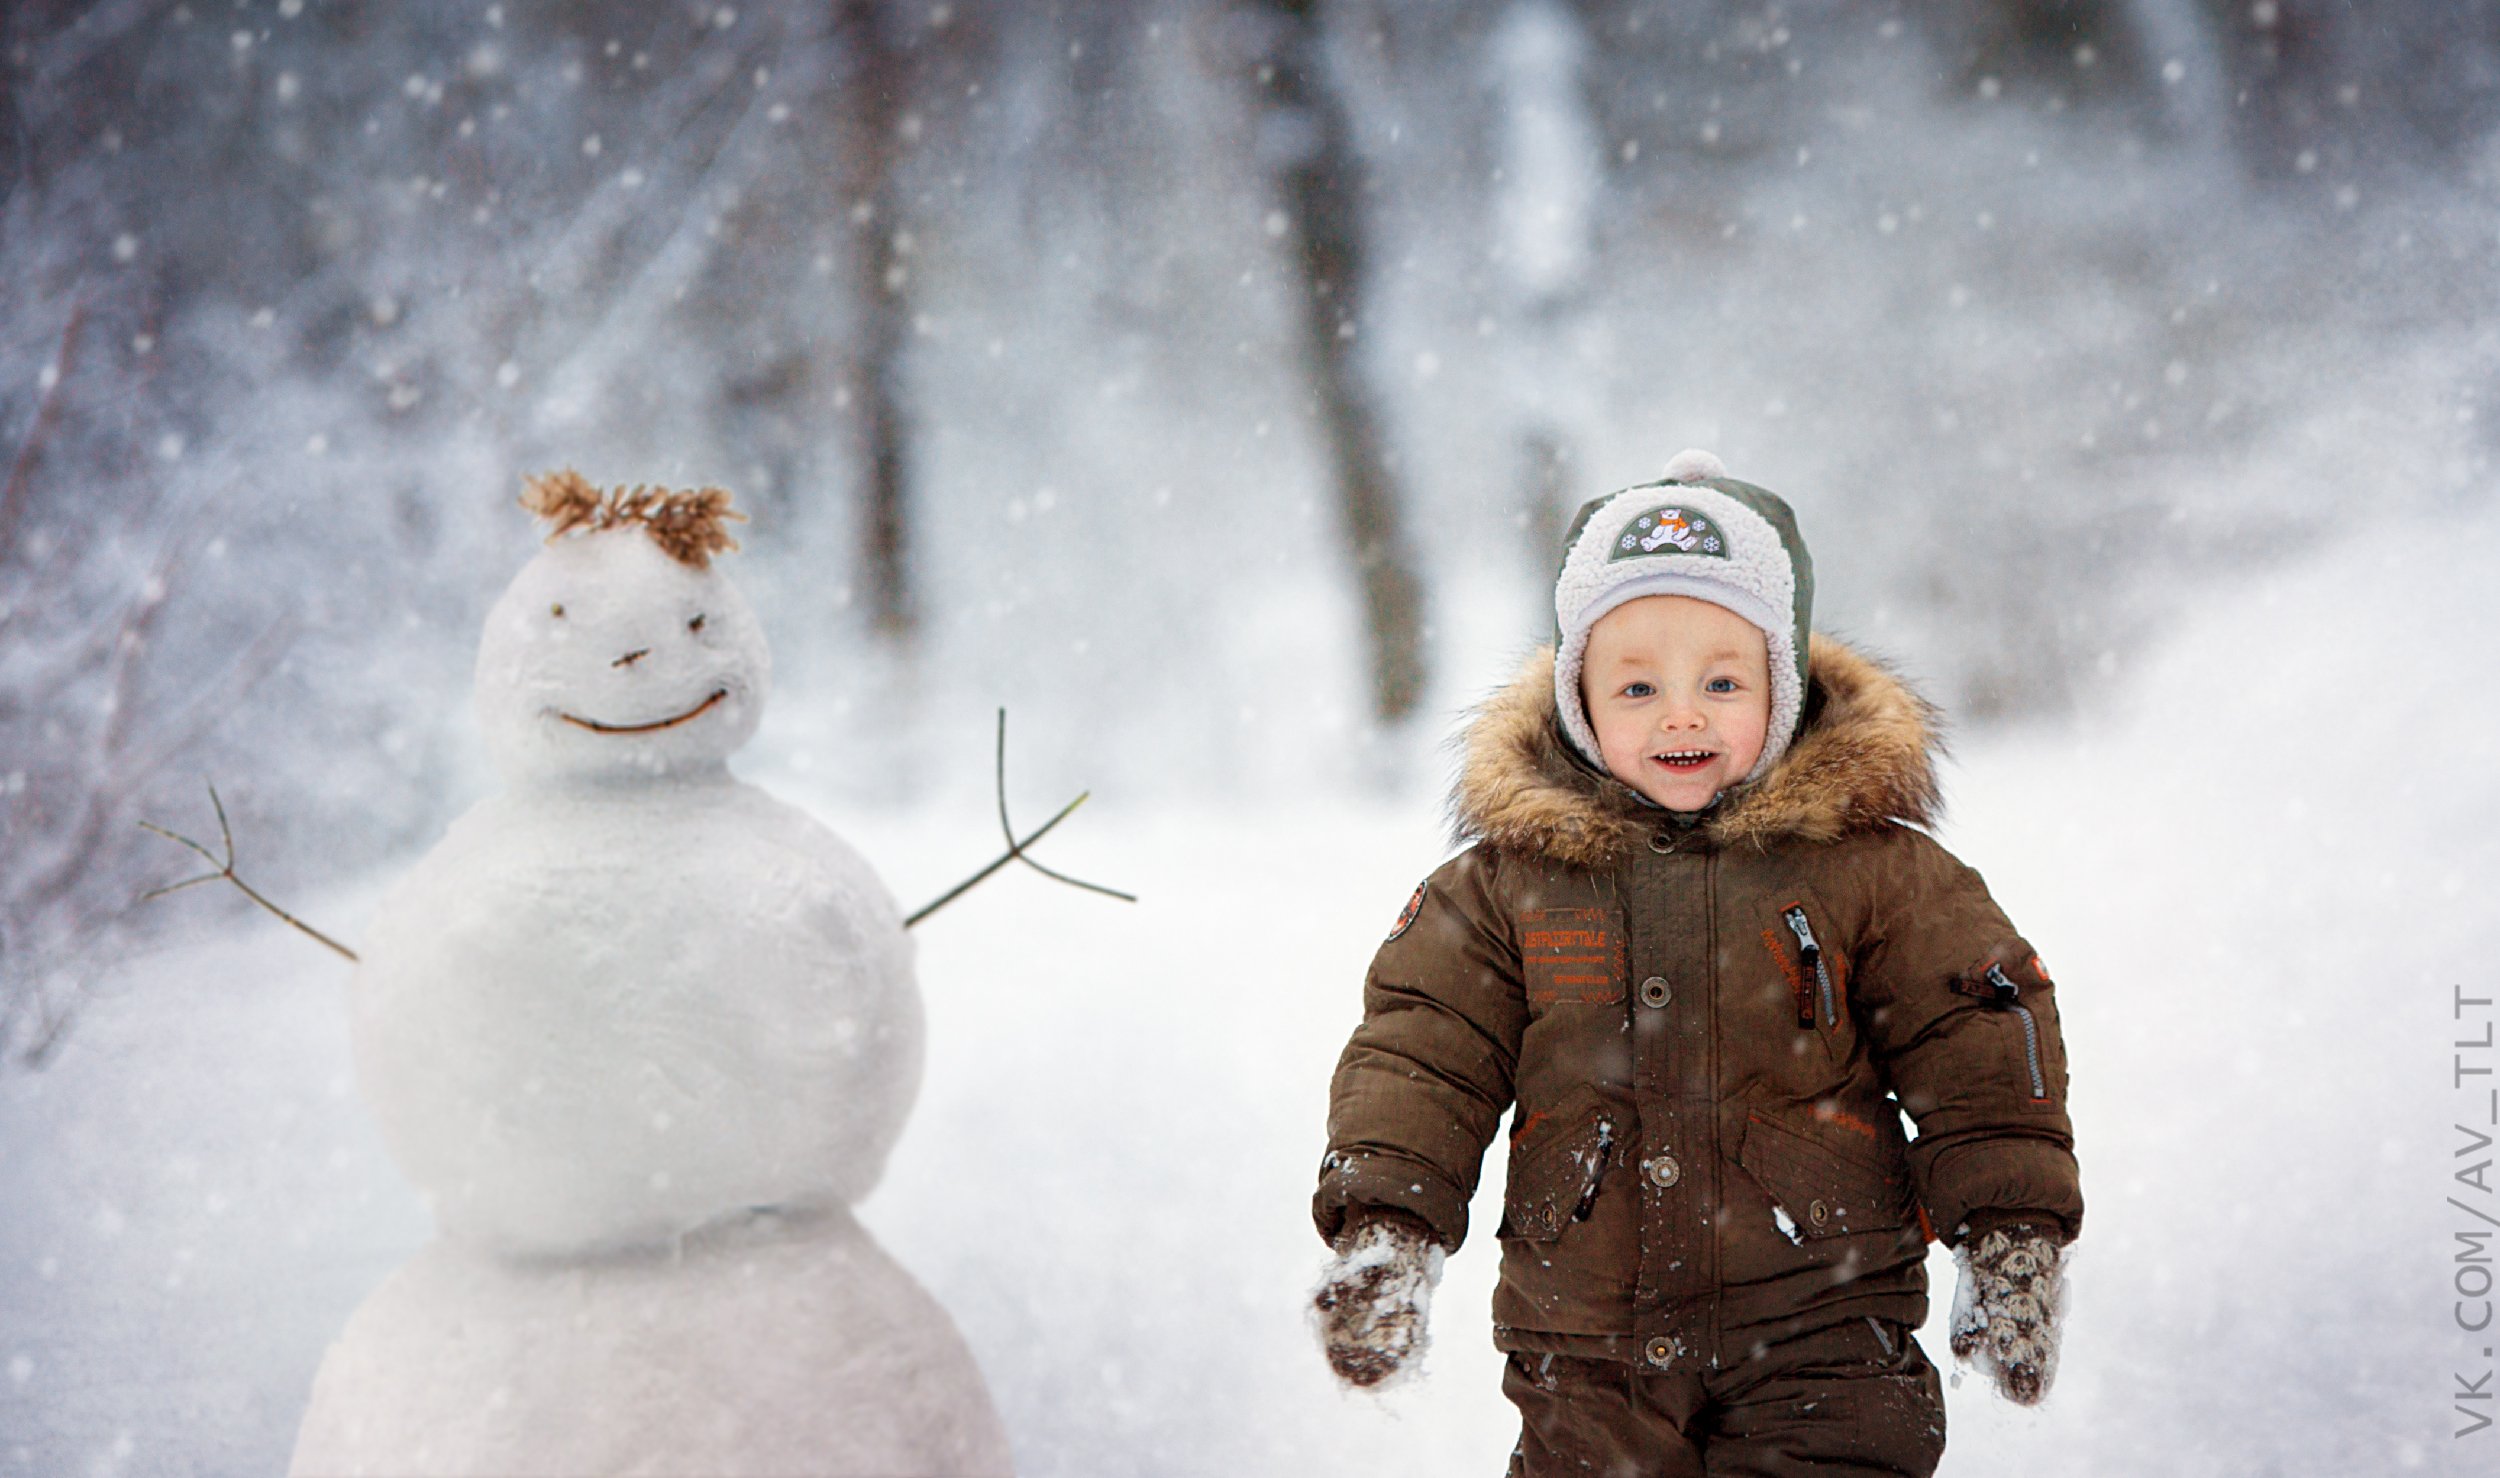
[1552,448,1816,785]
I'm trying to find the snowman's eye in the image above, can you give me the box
[550,603,566,619]
[688,613,706,633]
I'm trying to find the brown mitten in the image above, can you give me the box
[1949,1221,2067,1405]
[1312,1210,1444,1389]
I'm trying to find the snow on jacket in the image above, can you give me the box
[1313,637,2082,1368]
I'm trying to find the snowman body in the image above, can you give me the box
[291,519,1010,1475]
[351,777,919,1254]
[288,1205,1012,1477]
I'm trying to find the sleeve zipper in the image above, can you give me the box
[1980,963,2049,1101]
[1781,906,1836,1029]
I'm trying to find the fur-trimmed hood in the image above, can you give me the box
[1453,636,1943,867]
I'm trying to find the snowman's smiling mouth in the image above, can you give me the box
[556,690,729,734]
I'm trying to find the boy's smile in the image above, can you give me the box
[1579,595,1773,813]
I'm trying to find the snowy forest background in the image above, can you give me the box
[4,0,2498,1473]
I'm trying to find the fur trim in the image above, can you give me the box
[521,468,746,569]
[1453,636,1942,867]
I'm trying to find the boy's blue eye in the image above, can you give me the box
[1706,677,1737,694]
[1623,682,1654,699]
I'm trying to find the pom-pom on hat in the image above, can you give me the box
[1551,449,1816,788]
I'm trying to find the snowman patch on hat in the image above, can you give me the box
[1610,505,1729,562]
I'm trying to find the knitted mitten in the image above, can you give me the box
[1312,1211,1444,1389]
[1949,1221,2067,1405]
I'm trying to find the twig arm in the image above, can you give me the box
[988,709,1137,902]
[904,791,1089,928]
[221,872,361,964]
[135,783,361,963]
[903,707,1140,928]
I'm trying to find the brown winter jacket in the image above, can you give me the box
[1314,638,2082,1369]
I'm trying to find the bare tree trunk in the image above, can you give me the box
[1245,0,1426,724]
[834,0,919,642]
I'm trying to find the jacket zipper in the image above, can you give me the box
[1781,906,1835,1029]
[1983,963,2049,1100]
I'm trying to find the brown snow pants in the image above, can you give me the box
[1502,1318,1946,1478]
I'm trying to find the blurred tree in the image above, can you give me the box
[0,57,22,209]
[1937,0,2154,91]
[1488,0,1603,565]
[0,291,294,1070]
[2202,0,2500,179]
[1912,0,2500,178]
[0,4,306,1069]
[833,0,923,642]
[1241,0,1427,724]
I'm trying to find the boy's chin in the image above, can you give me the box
[1627,770,1724,813]
[1645,790,1720,815]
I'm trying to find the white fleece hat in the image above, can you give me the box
[1552,449,1816,786]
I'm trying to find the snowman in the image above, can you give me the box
[285,472,1014,1477]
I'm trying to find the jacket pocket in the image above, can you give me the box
[1737,1109,1912,1242]
[1950,951,2057,1103]
[1498,1097,1621,1243]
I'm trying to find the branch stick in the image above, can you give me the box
[991,709,1137,904]
[136,783,360,963]
[904,707,1136,927]
[903,791,1089,928]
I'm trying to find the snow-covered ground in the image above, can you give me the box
[4,505,2494,1476]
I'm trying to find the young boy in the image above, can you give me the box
[1311,452,2080,1476]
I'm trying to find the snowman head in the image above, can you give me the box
[475,471,768,784]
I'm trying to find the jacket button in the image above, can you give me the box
[1809,1198,1830,1227]
[1644,1154,1681,1189]
[1639,976,1671,1008]
[1644,1336,1676,1369]
[1648,833,1675,854]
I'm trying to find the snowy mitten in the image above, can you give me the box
[1949,1221,2067,1405]
[1312,1211,1444,1389]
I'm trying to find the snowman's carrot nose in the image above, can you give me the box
[613,648,650,668]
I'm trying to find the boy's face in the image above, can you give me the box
[1580,595,1773,813]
